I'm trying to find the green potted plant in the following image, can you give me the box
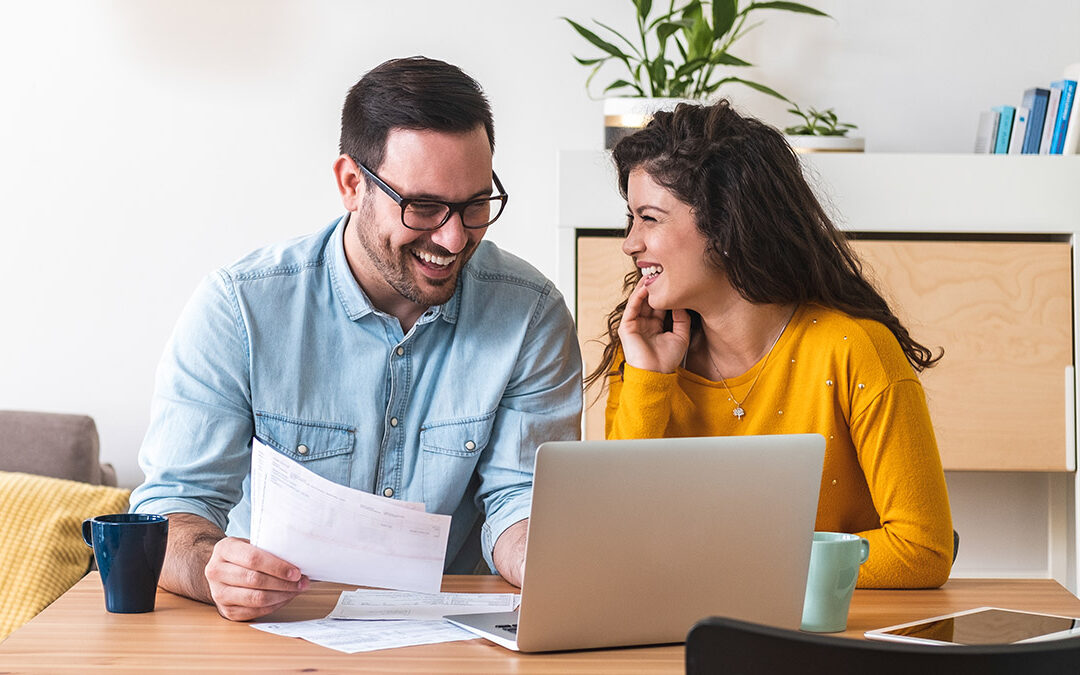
[783,102,864,152]
[564,0,830,147]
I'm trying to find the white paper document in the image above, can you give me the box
[249,439,451,593]
[251,618,478,654]
[327,589,520,620]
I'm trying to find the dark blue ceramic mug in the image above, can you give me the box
[81,513,169,613]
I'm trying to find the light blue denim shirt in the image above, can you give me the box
[130,215,583,573]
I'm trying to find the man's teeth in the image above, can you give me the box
[414,250,456,266]
[641,265,663,278]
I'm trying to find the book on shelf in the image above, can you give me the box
[991,105,1015,153]
[1008,107,1029,154]
[1062,64,1080,154]
[1049,79,1076,154]
[1039,85,1061,155]
[974,109,1000,153]
[1021,87,1050,154]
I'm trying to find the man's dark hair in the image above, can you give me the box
[339,56,495,171]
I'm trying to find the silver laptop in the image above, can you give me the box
[446,434,826,652]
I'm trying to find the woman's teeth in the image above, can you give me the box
[641,265,663,279]
[414,250,456,267]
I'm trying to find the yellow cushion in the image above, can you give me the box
[0,471,130,640]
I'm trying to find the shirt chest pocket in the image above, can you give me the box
[254,411,356,485]
[420,411,495,513]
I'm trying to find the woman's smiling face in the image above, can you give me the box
[622,168,727,312]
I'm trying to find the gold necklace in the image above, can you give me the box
[707,307,796,420]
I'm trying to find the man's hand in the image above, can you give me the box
[157,513,307,622]
[492,518,529,587]
[204,537,309,621]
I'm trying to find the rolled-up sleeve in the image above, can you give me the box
[129,270,254,532]
[476,283,583,570]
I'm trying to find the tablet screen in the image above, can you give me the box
[881,608,1080,645]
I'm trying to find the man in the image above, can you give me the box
[129,57,583,621]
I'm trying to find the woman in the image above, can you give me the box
[590,100,953,589]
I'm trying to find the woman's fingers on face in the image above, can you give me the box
[623,279,649,319]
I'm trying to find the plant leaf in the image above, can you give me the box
[636,0,653,22]
[713,76,790,102]
[674,36,689,60]
[573,55,608,66]
[646,5,690,31]
[562,18,632,63]
[650,59,668,93]
[604,79,645,96]
[657,21,688,45]
[674,56,709,79]
[584,62,605,98]
[712,0,738,39]
[681,0,704,22]
[680,0,704,41]
[593,19,644,58]
[710,52,753,67]
[689,18,714,59]
[740,2,830,17]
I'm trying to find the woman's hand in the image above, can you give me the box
[618,277,690,373]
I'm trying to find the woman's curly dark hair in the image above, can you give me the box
[585,100,941,388]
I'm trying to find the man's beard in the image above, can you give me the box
[355,205,478,308]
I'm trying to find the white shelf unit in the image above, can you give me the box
[557,150,1080,592]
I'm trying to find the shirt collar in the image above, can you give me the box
[329,212,463,325]
[329,213,375,321]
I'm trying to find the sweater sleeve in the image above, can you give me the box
[605,364,681,439]
[849,378,954,588]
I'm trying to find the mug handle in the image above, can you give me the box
[81,519,94,548]
[857,537,870,564]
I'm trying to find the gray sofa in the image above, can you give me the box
[0,410,117,486]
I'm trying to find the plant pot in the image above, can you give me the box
[784,135,865,154]
[604,97,697,149]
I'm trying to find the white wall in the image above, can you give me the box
[2,0,1079,488]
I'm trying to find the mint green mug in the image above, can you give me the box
[800,532,869,632]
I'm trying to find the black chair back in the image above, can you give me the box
[686,616,1080,675]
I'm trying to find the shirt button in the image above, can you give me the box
[383,487,394,498]
[390,417,399,427]
[396,347,404,356]
[297,444,309,455]
[465,440,476,451]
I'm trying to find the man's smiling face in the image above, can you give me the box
[346,124,493,318]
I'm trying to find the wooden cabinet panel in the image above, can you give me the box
[851,240,1073,471]
[576,234,1074,471]
[577,236,635,442]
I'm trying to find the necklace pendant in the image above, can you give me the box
[732,406,745,419]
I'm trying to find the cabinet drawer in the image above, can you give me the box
[576,234,1074,471]
[852,239,1073,471]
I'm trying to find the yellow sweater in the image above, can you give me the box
[606,304,953,589]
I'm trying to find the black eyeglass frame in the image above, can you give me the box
[355,160,509,231]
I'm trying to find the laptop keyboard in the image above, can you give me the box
[495,623,518,635]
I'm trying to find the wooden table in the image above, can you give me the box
[2,575,1079,673]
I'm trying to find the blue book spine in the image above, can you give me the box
[992,106,1015,153]
[1050,79,1077,154]
[1021,88,1050,154]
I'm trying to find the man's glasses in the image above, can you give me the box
[355,160,508,231]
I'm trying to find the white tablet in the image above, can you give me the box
[864,607,1080,646]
